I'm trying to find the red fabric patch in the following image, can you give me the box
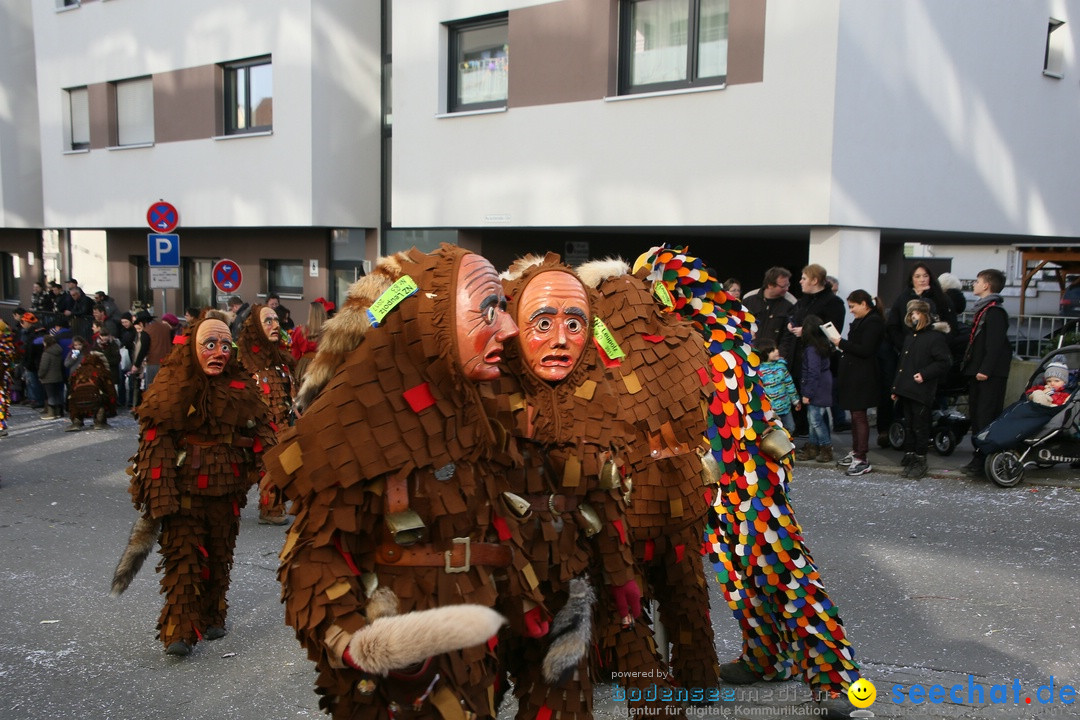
[487,635,499,653]
[172,335,186,345]
[269,421,279,434]
[675,543,686,563]
[145,427,157,442]
[537,706,553,720]
[643,538,655,562]
[232,500,240,517]
[150,466,162,480]
[229,380,247,389]
[641,334,665,343]
[612,518,627,545]
[491,514,512,541]
[402,383,437,413]
[253,438,263,453]
[196,544,209,558]
[200,567,210,580]
[261,382,271,395]
[697,367,711,386]
[231,463,240,477]
[197,474,209,489]
[334,535,362,576]
[704,487,713,505]
[193,625,203,641]
[251,345,261,354]
[593,339,622,368]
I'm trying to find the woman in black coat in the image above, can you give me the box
[891,299,952,479]
[828,290,885,475]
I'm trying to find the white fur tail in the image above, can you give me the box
[542,576,596,685]
[347,604,506,676]
[110,515,160,597]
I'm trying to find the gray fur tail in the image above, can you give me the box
[110,515,160,597]
[542,576,596,685]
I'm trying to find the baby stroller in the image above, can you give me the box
[887,355,971,456]
[974,345,1080,488]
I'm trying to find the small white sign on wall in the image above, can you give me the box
[309,259,319,277]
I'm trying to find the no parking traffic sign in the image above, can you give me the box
[212,259,243,294]
[147,201,179,233]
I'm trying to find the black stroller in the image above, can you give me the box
[975,345,1080,488]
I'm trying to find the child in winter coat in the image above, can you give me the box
[796,315,835,463]
[754,337,801,433]
[891,299,953,479]
[1026,357,1071,407]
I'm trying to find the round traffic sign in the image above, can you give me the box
[212,259,243,294]
[147,201,179,233]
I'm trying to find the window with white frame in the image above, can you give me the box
[114,76,154,146]
[1045,18,1066,78]
[65,86,90,151]
[447,14,508,112]
[619,0,729,95]
[267,260,303,296]
[223,56,273,134]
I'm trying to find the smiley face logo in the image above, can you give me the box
[847,678,877,708]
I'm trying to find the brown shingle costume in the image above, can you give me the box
[576,259,720,689]
[125,312,275,653]
[263,246,540,720]
[67,350,118,429]
[236,304,296,522]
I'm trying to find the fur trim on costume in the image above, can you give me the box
[293,255,407,412]
[365,587,400,621]
[346,604,506,676]
[110,515,161,596]
[500,254,546,282]
[542,576,596,685]
[574,258,630,289]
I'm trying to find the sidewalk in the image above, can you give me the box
[815,428,1080,490]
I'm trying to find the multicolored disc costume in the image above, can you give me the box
[636,247,860,693]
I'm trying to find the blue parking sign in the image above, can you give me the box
[148,233,180,267]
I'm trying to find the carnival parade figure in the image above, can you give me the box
[636,247,860,719]
[576,258,720,690]
[0,318,13,438]
[110,311,276,656]
[236,304,296,525]
[261,245,545,720]
[65,350,118,431]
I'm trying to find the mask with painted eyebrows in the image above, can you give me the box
[195,319,233,376]
[517,271,590,382]
[454,253,519,382]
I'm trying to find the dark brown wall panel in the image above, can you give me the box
[87,82,110,149]
[154,66,217,142]
[508,0,611,107]
[728,0,766,85]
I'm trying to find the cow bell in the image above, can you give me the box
[697,446,722,486]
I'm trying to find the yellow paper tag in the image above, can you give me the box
[592,317,625,360]
[652,281,674,309]
[366,275,418,327]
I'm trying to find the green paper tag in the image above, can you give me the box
[366,275,418,327]
[592,317,625,360]
[652,281,674,309]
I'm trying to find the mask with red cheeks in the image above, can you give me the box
[195,319,233,376]
[259,306,280,342]
[517,271,590,382]
[454,254,518,382]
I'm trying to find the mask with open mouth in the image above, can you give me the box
[454,253,518,382]
[517,270,590,382]
[195,319,233,376]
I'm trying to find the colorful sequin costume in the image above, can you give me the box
[577,259,720,690]
[66,350,117,428]
[262,246,542,720]
[0,319,13,435]
[127,314,275,651]
[488,254,676,720]
[236,304,296,522]
[636,247,860,694]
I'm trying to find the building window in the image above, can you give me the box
[114,76,154,146]
[223,56,273,134]
[447,14,508,112]
[0,253,17,302]
[64,86,90,151]
[184,258,216,310]
[1045,18,1066,78]
[267,260,303,296]
[619,0,729,95]
[56,0,79,9]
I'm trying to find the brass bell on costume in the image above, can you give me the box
[576,502,602,537]
[385,510,428,546]
[360,572,379,599]
[598,458,621,490]
[697,446,722,486]
[760,425,795,461]
[500,491,533,520]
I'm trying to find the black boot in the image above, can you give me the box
[962,452,985,477]
[901,452,916,467]
[908,454,928,480]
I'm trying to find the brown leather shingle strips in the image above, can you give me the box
[263,245,543,720]
[127,314,275,651]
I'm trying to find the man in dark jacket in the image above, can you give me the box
[65,286,95,339]
[743,266,796,362]
[961,268,1011,476]
[227,296,251,338]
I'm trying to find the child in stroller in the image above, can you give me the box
[974,349,1080,487]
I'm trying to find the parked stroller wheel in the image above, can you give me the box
[986,451,1024,488]
[933,429,956,456]
[888,421,906,451]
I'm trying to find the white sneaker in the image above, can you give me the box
[836,451,855,466]
[846,460,872,476]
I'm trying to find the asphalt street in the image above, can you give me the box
[1,402,1079,720]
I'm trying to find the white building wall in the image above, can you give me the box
[392,0,842,229]
[32,0,380,230]
[0,0,43,228]
[830,0,1080,237]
